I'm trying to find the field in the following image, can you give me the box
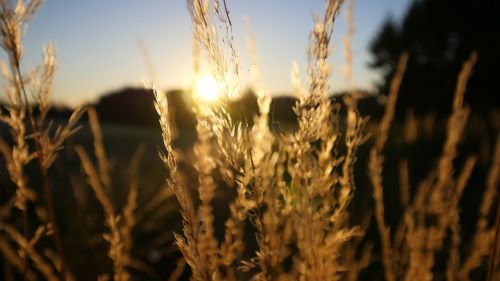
[1,0,499,281]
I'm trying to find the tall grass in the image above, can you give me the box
[0,0,498,280]
[0,1,83,280]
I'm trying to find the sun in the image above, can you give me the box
[195,75,220,102]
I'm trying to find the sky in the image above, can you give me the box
[7,0,412,105]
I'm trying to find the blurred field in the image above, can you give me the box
[1,0,499,280]
[4,108,495,280]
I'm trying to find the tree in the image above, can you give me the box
[370,0,500,115]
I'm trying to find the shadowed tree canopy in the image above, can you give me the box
[370,0,500,115]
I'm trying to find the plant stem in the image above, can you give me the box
[13,57,68,281]
[487,196,500,281]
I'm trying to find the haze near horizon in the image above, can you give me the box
[4,0,410,105]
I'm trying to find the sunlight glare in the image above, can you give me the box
[195,75,220,102]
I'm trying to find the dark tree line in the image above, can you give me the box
[370,0,500,115]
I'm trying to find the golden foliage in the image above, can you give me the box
[0,1,498,281]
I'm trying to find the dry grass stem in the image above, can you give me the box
[1,1,497,280]
[0,1,85,279]
[342,0,355,88]
[369,52,408,281]
[75,108,145,281]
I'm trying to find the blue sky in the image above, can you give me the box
[9,0,411,105]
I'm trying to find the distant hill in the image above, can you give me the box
[1,87,387,130]
[0,101,76,121]
[94,87,158,126]
[92,87,196,128]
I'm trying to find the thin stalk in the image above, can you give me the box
[12,57,68,281]
[21,208,29,279]
[10,57,34,281]
[487,196,500,281]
